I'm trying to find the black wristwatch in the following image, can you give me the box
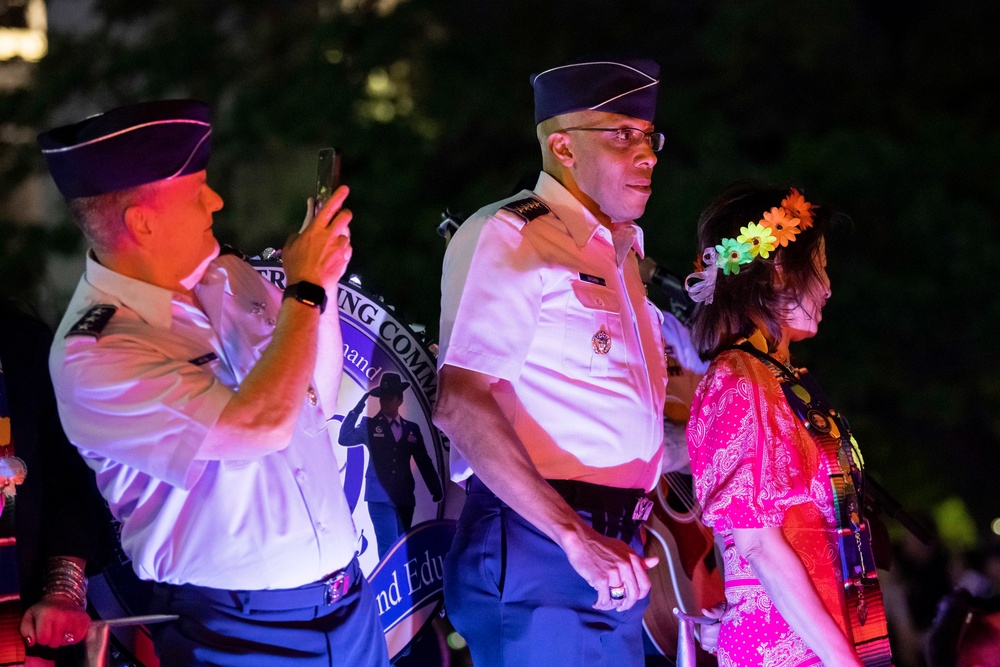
[283,281,328,313]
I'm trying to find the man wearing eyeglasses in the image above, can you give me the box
[434,59,669,666]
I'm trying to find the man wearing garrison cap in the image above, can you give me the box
[40,100,388,666]
[435,59,669,665]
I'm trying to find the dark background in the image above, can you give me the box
[2,0,998,562]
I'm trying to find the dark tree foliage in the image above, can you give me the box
[2,0,998,533]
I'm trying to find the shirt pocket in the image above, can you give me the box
[562,281,630,378]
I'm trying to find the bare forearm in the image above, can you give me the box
[201,188,352,460]
[734,526,862,667]
[313,292,345,409]
[204,299,320,457]
[432,367,585,548]
[434,364,656,610]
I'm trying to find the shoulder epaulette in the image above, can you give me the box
[219,244,249,262]
[66,305,117,338]
[500,197,550,225]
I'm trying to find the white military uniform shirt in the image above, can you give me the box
[439,171,667,492]
[50,252,357,589]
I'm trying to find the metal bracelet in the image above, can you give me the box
[42,557,88,607]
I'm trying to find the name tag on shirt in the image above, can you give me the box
[578,273,607,287]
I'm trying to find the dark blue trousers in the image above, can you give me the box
[368,501,414,560]
[444,479,649,667]
[151,558,389,667]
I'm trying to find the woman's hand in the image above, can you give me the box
[674,604,726,655]
[21,593,91,648]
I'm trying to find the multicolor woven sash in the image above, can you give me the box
[0,358,26,665]
[736,343,893,667]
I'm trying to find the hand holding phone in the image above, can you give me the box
[314,147,341,214]
[300,147,342,232]
[285,187,352,292]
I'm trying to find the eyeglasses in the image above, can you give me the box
[562,126,665,152]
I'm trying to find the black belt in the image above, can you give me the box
[155,557,361,613]
[467,475,653,523]
[546,478,653,522]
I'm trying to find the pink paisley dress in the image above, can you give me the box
[687,349,850,667]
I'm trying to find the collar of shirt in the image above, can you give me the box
[85,250,176,329]
[532,171,645,266]
[378,413,399,426]
[611,223,644,266]
[84,252,237,331]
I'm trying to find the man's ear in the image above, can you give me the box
[547,131,575,168]
[123,204,154,244]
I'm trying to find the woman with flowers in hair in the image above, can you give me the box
[684,184,891,666]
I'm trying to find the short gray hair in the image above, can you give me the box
[66,182,159,252]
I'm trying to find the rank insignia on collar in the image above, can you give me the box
[501,197,550,224]
[592,328,612,355]
[66,305,117,338]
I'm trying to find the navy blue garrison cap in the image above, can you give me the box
[37,99,212,199]
[530,59,660,125]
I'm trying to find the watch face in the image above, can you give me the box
[289,281,327,311]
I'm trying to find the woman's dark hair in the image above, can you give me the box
[690,182,832,360]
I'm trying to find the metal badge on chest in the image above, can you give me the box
[591,328,612,355]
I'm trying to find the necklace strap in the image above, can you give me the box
[732,340,798,381]
[730,340,867,519]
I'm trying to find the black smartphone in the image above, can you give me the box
[311,147,341,222]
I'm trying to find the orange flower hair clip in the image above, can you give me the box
[781,187,814,230]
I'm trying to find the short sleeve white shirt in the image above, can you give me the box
[439,172,667,492]
[50,252,357,589]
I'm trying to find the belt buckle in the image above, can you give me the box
[632,497,653,522]
[324,570,350,605]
